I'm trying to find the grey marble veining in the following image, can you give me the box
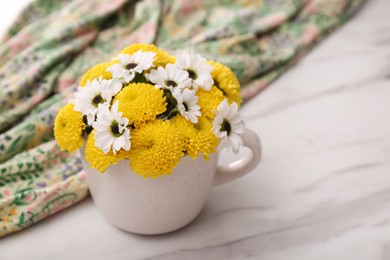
[1,0,390,259]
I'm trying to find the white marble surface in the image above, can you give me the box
[1,0,390,259]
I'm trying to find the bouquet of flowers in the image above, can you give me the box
[54,44,245,178]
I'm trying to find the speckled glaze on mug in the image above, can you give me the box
[81,128,261,235]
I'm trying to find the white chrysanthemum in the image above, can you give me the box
[212,99,245,154]
[73,77,122,125]
[149,63,191,90]
[92,101,131,154]
[172,88,201,123]
[107,50,156,83]
[175,52,214,91]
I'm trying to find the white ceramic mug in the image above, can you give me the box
[81,128,261,235]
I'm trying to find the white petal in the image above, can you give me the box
[111,100,119,113]
[106,63,125,74]
[226,102,239,120]
[87,113,95,125]
[166,64,175,79]
[113,138,124,153]
[149,67,167,89]
[134,51,155,70]
[110,80,123,95]
[229,133,243,154]
[123,138,131,151]
[92,122,108,131]
[117,54,133,66]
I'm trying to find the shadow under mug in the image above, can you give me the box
[80,128,262,235]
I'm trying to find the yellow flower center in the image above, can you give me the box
[208,60,242,105]
[145,140,154,150]
[172,115,218,160]
[129,120,184,178]
[84,132,128,172]
[113,83,167,126]
[214,80,226,95]
[79,62,114,87]
[119,43,170,67]
[54,103,86,153]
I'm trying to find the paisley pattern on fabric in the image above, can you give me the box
[0,0,365,237]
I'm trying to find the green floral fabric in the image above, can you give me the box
[0,0,365,237]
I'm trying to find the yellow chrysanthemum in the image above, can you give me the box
[209,61,242,106]
[85,132,128,173]
[167,55,176,64]
[120,44,170,67]
[54,103,85,152]
[197,86,225,120]
[129,120,184,178]
[113,83,167,126]
[172,115,219,159]
[79,62,115,87]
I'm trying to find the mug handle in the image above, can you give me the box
[213,128,262,186]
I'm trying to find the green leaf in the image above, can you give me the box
[132,73,147,83]
[7,135,22,153]
[16,213,25,228]
[17,163,24,170]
